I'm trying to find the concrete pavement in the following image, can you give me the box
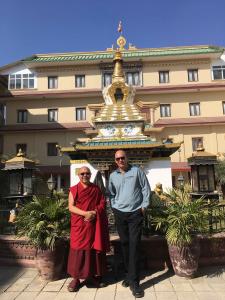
[1,266,225,299]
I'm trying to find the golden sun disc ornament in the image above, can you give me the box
[117,36,126,50]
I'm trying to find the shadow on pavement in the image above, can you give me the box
[196,265,225,278]
[0,266,25,291]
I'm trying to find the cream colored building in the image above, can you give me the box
[0,43,225,189]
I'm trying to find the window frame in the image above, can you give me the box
[75,107,86,121]
[159,71,170,84]
[75,75,85,88]
[102,72,112,87]
[47,143,58,156]
[212,65,225,80]
[48,76,58,89]
[222,101,225,114]
[0,104,6,125]
[189,102,200,116]
[160,104,171,117]
[48,108,58,122]
[9,73,35,90]
[17,109,28,123]
[125,71,140,86]
[188,69,199,82]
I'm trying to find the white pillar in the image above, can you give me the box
[150,108,155,126]
[144,158,172,191]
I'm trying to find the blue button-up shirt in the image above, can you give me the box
[108,165,151,212]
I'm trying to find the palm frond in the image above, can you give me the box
[16,195,70,250]
[151,187,219,246]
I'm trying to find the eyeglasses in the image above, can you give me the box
[79,172,91,176]
[115,156,125,161]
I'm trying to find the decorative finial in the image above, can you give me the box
[117,21,122,35]
[17,148,25,157]
[116,21,126,50]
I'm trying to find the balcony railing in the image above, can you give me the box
[1,195,225,236]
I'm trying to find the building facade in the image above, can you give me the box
[0,43,225,189]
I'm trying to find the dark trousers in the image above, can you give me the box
[113,208,143,284]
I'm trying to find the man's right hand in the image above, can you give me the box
[84,210,96,221]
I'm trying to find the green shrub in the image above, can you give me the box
[16,195,70,250]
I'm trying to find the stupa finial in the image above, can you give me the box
[17,148,25,157]
[116,21,126,50]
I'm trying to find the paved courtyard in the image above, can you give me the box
[1,266,225,299]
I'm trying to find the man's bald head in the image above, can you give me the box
[115,150,128,171]
[78,166,91,185]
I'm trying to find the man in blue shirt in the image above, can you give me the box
[108,150,151,298]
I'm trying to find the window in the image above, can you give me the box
[9,73,35,89]
[16,144,27,155]
[48,109,58,122]
[76,108,86,121]
[160,104,171,117]
[126,72,140,86]
[47,143,58,156]
[192,137,203,151]
[48,76,58,89]
[212,65,225,80]
[189,102,200,116]
[0,104,6,125]
[222,102,225,114]
[188,69,198,82]
[17,110,28,123]
[75,75,85,88]
[159,71,169,83]
[103,73,112,87]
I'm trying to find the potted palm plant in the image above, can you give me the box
[151,186,210,278]
[16,194,70,281]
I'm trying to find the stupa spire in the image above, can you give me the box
[112,50,125,84]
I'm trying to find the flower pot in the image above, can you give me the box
[35,239,67,281]
[168,238,200,278]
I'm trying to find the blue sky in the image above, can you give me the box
[1,0,225,66]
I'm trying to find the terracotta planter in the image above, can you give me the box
[168,238,200,278]
[36,239,67,281]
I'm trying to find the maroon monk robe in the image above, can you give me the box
[67,182,110,279]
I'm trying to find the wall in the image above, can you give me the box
[144,159,172,190]
[3,131,86,166]
[158,124,225,162]
[37,65,101,91]
[2,234,225,269]
[5,96,100,125]
[143,59,211,86]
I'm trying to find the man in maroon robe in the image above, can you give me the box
[67,166,110,292]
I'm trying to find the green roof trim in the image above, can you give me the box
[79,139,159,147]
[23,46,224,63]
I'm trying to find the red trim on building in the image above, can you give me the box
[0,89,102,99]
[2,82,225,100]
[0,122,92,132]
[136,82,225,94]
[155,116,225,127]
[36,165,70,175]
